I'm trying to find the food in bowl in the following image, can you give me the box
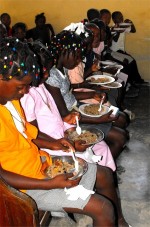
[44,156,88,180]
[65,126,104,145]
[68,130,98,144]
[90,77,110,83]
[84,104,105,116]
[45,159,75,178]
[104,82,120,87]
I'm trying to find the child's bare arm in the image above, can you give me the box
[0,165,79,190]
[124,19,136,33]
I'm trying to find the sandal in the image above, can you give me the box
[123,109,135,121]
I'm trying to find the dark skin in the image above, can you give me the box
[0,73,129,226]
[1,14,11,30]
[112,12,136,43]
[0,164,129,226]
[26,71,88,153]
[84,25,101,78]
[12,27,26,42]
[30,119,89,152]
[0,74,75,153]
[45,50,128,160]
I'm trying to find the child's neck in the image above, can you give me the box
[57,65,64,74]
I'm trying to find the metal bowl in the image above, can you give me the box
[65,125,104,145]
[43,156,88,180]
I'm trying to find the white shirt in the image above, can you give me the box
[111,26,131,52]
[4,101,27,138]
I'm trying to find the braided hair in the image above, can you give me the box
[0,37,40,82]
[63,22,94,50]
[28,40,53,86]
[49,30,86,67]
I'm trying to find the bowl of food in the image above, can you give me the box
[102,81,122,89]
[86,75,115,85]
[43,156,88,180]
[79,103,109,118]
[65,125,104,145]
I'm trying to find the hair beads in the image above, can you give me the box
[0,37,40,81]
[49,30,87,66]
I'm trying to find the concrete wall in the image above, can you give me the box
[1,0,150,80]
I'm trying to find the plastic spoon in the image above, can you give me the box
[75,116,81,135]
[98,99,103,112]
[70,149,79,172]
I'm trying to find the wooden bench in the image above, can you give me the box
[0,175,51,226]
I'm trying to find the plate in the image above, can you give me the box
[65,125,104,145]
[113,27,125,31]
[119,22,131,28]
[86,75,115,85]
[111,31,117,35]
[100,60,117,66]
[43,156,88,180]
[102,81,122,89]
[102,65,123,77]
[79,103,109,118]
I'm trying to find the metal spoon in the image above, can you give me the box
[75,116,81,135]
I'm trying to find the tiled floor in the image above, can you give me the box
[49,83,150,227]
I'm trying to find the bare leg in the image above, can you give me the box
[112,112,129,129]
[64,193,115,226]
[95,166,129,227]
[106,126,127,160]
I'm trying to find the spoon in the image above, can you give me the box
[98,99,103,112]
[98,94,105,112]
[70,150,79,172]
[75,116,82,135]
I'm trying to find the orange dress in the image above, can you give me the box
[0,100,51,180]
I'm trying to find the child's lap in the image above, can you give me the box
[26,163,97,213]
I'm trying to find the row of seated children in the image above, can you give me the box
[0,12,55,45]
[81,8,147,119]
[0,32,132,226]
[0,12,131,167]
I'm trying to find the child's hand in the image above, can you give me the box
[51,173,80,188]
[74,140,90,152]
[63,112,81,124]
[92,59,100,72]
[123,58,129,65]
[53,138,75,152]
[93,93,107,103]
[98,110,119,123]
[124,19,132,24]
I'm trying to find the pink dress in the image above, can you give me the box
[21,84,116,171]
[68,63,100,105]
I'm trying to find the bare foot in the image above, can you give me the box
[118,217,131,227]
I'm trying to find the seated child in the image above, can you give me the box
[0,37,130,227]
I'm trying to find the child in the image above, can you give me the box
[98,10,136,117]
[0,37,130,227]
[0,13,12,36]
[20,40,116,171]
[110,11,145,85]
[12,22,27,42]
[45,30,128,160]
[26,12,55,45]
[99,9,112,49]
[0,20,7,38]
